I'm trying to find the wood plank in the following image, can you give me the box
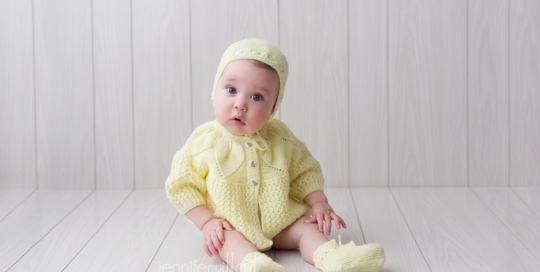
[468,0,509,186]
[512,187,540,219]
[275,249,317,272]
[147,216,233,272]
[0,0,36,188]
[34,0,94,189]
[276,188,365,271]
[93,0,134,189]
[8,190,131,271]
[389,0,468,186]
[63,190,177,271]
[348,0,388,187]
[472,188,540,258]
[191,0,279,125]
[0,189,35,222]
[148,215,277,271]
[132,0,191,188]
[392,188,540,271]
[320,188,365,244]
[150,189,353,271]
[510,0,540,186]
[351,188,430,272]
[282,188,363,270]
[280,0,348,187]
[0,190,92,271]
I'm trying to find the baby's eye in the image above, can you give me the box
[227,87,236,94]
[251,94,262,101]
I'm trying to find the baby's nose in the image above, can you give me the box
[234,98,247,111]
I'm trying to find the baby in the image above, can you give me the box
[165,38,385,272]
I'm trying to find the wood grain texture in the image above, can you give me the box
[2,1,540,189]
[389,0,468,186]
[275,250,318,272]
[148,216,233,272]
[132,0,191,188]
[350,188,430,272]
[275,188,365,271]
[149,215,277,271]
[392,188,540,271]
[93,0,134,189]
[468,0,509,186]
[0,0,35,188]
[280,0,349,187]
[1,188,540,269]
[9,190,131,271]
[472,188,540,258]
[510,0,540,186]
[190,0,279,126]
[348,0,388,187]
[512,187,540,219]
[34,0,94,189]
[323,188,365,243]
[0,189,34,221]
[64,190,177,271]
[0,190,92,271]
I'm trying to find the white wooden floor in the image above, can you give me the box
[1,187,539,272]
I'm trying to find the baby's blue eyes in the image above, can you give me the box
[226,87,263,101]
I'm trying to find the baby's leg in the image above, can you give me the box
[272,216,329,263]
[274,216,386,271]
[220,230,286,272]
[219,230,258,271]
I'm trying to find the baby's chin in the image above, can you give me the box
[216,121,253,136]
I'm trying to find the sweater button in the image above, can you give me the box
[245,141,253,148]
[249,160,257,167]
[250,178,258,186]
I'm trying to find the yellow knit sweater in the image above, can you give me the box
[165,119,324,250]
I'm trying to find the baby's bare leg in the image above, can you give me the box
[272,216,329,264]
[219,230,258,272]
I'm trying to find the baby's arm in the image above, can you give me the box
[185,205,233,256]
[304,190,347,235]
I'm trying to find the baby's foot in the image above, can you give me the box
[313,239,386,272]
[239,252,286,272]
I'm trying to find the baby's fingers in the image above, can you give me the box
[204,231,222,256]
[304,216,318,224]
[211,230,223,251]
[203,242,212,256]
[216,227,225,245]
[223,220,234,231]
[326,213,336,235]
[331,213,347,229]
[317,214,325,233]
[204,235,219,256]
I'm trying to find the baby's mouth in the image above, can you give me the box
[231,116,245,125]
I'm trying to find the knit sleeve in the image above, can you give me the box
[288,139,325,201]
[165,146,208,215]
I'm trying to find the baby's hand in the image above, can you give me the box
[201,218,233,256]
[305,201,347,235]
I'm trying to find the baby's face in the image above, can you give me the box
[214,60,279,136]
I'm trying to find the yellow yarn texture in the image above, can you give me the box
[165,119,324,250]
[313,239,386,272]
[240,252,286,272]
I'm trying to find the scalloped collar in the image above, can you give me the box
[212,121,288,178]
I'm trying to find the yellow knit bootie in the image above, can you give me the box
[239,252,286,272]
[313,238,386,272]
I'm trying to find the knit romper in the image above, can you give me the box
[165,119,324,250]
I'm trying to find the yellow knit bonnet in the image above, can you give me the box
[211,38,289,119]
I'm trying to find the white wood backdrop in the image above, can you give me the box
[1,0,538,189]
